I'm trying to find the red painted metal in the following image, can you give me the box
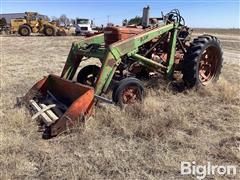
[198,47,219,85]
[122,86,141,104]
[104,26,144,46]
[23,74,94,136]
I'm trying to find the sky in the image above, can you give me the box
[1,0,239,28]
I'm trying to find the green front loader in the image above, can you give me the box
[22,8,223,138]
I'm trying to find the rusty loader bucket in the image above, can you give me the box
[23,74,94,138]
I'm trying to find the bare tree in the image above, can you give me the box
[51,16,58,21]
[70,19,75,26]
[59,14,70,26]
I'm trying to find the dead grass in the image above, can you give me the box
[193,28,240,52]
[0,31,240,179]
[193,28,240,35]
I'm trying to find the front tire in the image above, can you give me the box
[44,26,56,36]
[77,65,100,87]
[112,77,144,108]
[18,25,31,36]
[182,35,223,88]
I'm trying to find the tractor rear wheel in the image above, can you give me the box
[18,25,31,36]
[77,65,100,87]
[182,35,223,88]
[112,77,144,108]
[44,26,56,36]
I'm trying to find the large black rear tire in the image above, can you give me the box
[182,35,223,88]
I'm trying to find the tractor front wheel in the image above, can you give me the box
[182,35,223,88]
[18,25,31,36]
[77,65,100,87]
[112,78,144,108]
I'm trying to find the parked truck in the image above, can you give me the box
[75,18,93,35]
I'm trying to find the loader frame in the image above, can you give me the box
[61,23,179,96]
[21,7,224,138]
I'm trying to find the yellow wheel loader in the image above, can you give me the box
[10,12,69,36]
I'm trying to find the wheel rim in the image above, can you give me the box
[198,46,219,85]
[85,74,97,86]
[77,66,100,86]
[21,28,28,35]
[122,86,141,104]
[46,28,53,35]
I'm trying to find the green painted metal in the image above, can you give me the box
[89,48,106,59]
[111,24,174,56]
[78,47,106,59]
[131,53,166,69]
[94,49,121,95]
[61,33,104,79]
[73,33,105,48]
[94,24,177,95]
[167,26,178,78]
[60,22,181,97]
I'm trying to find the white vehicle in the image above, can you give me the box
[75,18,93,35]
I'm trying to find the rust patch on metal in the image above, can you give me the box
[107,59,116,67]
[122,86,141,104]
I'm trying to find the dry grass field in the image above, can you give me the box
[0,29,239,179]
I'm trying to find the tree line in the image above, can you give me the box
[0,14,143,28]
[122,16,142,26]
[51,14,75,26]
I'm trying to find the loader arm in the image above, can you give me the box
[61,33,105,79]
[60,23,179,96]
[95,23,179,95]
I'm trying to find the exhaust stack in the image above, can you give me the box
[142,6,150,28]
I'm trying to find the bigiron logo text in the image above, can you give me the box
[181,161,238,179]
